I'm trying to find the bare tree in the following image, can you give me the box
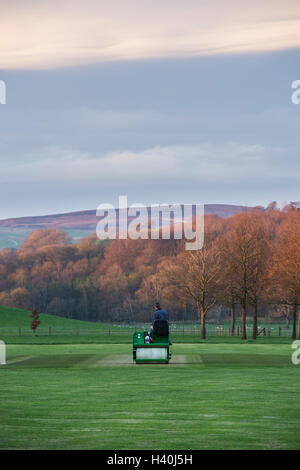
[221,213,269,340]
[159,242,221,339]
[275,304,291,329]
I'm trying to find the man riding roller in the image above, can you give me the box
[153,302,169,322]
[145,302,169,343]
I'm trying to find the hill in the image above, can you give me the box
[0,204,251,230]
[0,204,252,248]
[0,305,102,330]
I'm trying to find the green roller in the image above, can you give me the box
[133,330,172,364]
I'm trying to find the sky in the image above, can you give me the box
[0,0,300,219]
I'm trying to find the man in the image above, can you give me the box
[153,302,169,322]
[146,302,169,342]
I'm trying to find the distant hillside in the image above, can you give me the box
[0,210,98,230]
[0,204,251,230]
[0,305,101,329]
[0,204,251,249]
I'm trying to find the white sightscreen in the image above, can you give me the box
[136,347,168,361]
[0,340,6,365]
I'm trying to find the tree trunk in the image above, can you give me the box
[292,303,297,340]
[201,309,206,340]
[285,314,290,329]
[297,309,300,341]
[230,303,235,336]
[241,300,247,340]
[82,287,88,321]
[252,302,258,340]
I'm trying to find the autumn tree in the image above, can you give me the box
[220,212,269,340]
[272,210,300,339]
[159,242,221,339]
[218,270,238,336]
[30,308,41,334]
[246,212,270,339]
[21,228,71,251]
[1,206,300,327]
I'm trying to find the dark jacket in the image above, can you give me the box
[153,309,169,322]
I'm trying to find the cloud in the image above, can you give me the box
[0,139,298,218]
[0,142,288,185]
[1,0,300,69]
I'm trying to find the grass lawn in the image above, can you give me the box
[0,342,299,450]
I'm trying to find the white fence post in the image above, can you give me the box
[0,340,6,365]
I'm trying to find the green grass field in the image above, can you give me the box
[0,306,299,450]
[1,342,299,450]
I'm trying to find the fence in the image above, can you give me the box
[0,325,293,337]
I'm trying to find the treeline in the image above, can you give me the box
[1,202,300,339]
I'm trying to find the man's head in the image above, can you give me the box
[154,302,161,311]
